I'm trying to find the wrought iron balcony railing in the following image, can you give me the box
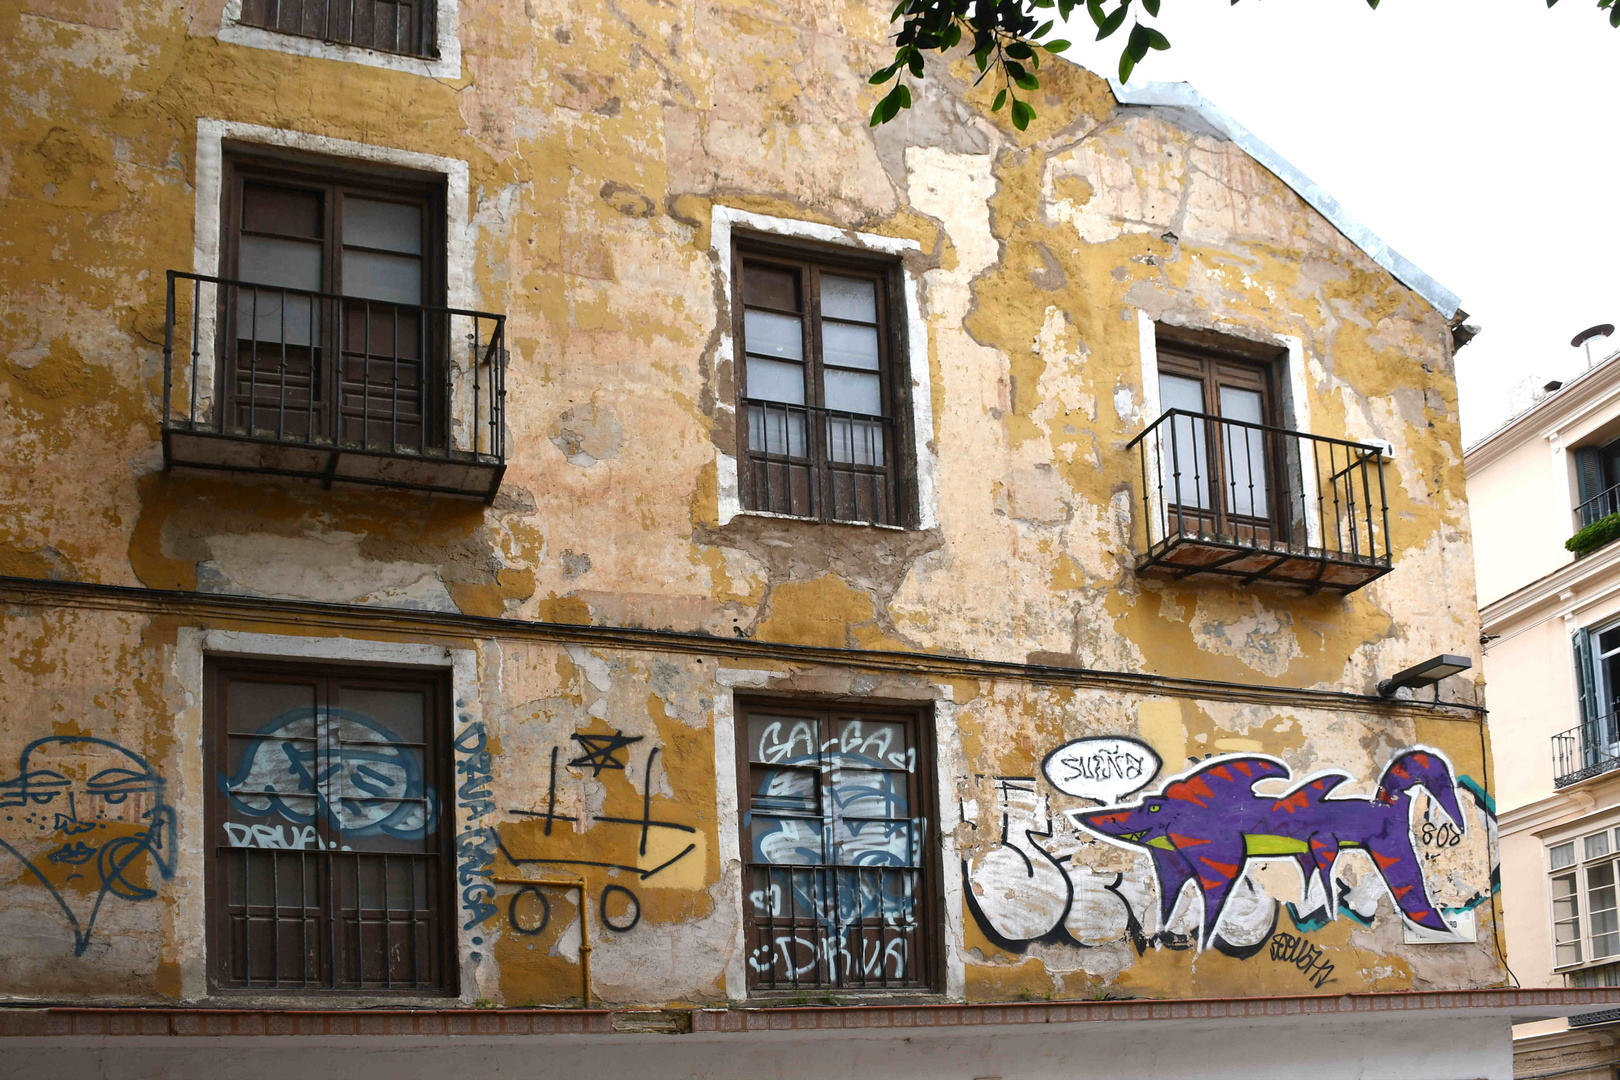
[1576,481,1620,530]
[1126,408,1393,593]
[162,271,505,501]
[1554,715,1620,788]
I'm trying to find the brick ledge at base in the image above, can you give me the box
[1,988,1614,1038]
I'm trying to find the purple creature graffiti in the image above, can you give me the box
[1073,749,1464,946]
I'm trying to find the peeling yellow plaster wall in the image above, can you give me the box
[0,0,1496,1009]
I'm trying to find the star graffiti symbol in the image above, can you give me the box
[567,730,644,778]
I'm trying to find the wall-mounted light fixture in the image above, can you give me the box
[1377,654,1472,698]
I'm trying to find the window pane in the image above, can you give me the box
[1160,371,1206,414]
[1588,832,1612,860]
[742,264,799,311]
[1555,871,1583,966]
[748,405,808,458]
[239,235,323,290]
[344,197,422,254]
[1218,384,1264,425]
[820,275,877,322]
[745,356,807,405]
[834,768,909,819]
[822,322,880,371]
[750,815,824,864]
[243,184,321,238]
[744,310,804,361]
[342,249,422,305]
[750,765,820,815]
[1599,626,1620,657]
[1218,386,1269,518]
[823,370,882,416]
[825,417,885,467]
[1590,863,1618,958]
[1552,842,1577,870]
[834,817,914,866]
[237,237,323,347]
[830,718,910,768]
[1160,374,1211,510]
[747,714,820,765]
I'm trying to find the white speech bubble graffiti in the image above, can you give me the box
[1041,737,1162,803]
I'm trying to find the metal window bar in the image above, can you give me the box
[238,0,438,58]
[741,398,896,525]
[1126,408,1392,576]
[163,270,506,465]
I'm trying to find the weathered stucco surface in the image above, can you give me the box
[0,0,1496,1006]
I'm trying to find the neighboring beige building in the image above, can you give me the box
[1469,337,1620,1079]
[0,0,1595,1074]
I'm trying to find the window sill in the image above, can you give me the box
[730,509,913,532]
[218,6,461,79]
[1553,959,1620,976]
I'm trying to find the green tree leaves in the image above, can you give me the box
[871,0,1615,128]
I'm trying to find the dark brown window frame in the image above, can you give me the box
[204,656,458,996]
[1155,328,1288,545]
[237,0,440,60]
[732,235,917,527]
[734,696,941,995]
[218,144,449,451]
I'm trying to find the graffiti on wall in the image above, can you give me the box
[1076,750,1463,945]
[478,728,698,941]
[0,736,176,955]
[455,720,500,954]
[743,715,924,985]
[222,708,437,847]
[965,738,1491,964]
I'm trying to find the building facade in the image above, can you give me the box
[1469,343,1620,1079]
[0,0,1585,1074]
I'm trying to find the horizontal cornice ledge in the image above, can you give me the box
[1480,541,1620,633]
[0,575,1484,720]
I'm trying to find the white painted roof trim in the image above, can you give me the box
[1109,80,1461,320]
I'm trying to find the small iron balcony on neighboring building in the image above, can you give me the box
[1126,408,1393,593]
[161,271,506,501]
[1554,716,1620,788]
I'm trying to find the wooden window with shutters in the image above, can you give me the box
[1574,436,1620,527]
[735,700,938,992]
[220,148,446,453]
[1155,335,1284,546]
[733,241,910,526]
[205,659,455,994]
[237,0,438,59]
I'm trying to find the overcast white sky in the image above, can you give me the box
[1053,0,1619,446]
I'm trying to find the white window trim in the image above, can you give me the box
[188,119,480,446]
[1544,817,1620,974]
[711,672,965,1001]
[708,206,938,530]
[1134,312,1326,548]
[218,0,462,79]
[170,629,480,1001]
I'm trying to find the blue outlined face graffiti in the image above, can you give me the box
[220,707,436,845]
[0,736,176,956]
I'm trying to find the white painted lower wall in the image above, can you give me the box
[6,1014,1513,1080]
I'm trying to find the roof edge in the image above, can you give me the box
[1109,80,1461,320]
